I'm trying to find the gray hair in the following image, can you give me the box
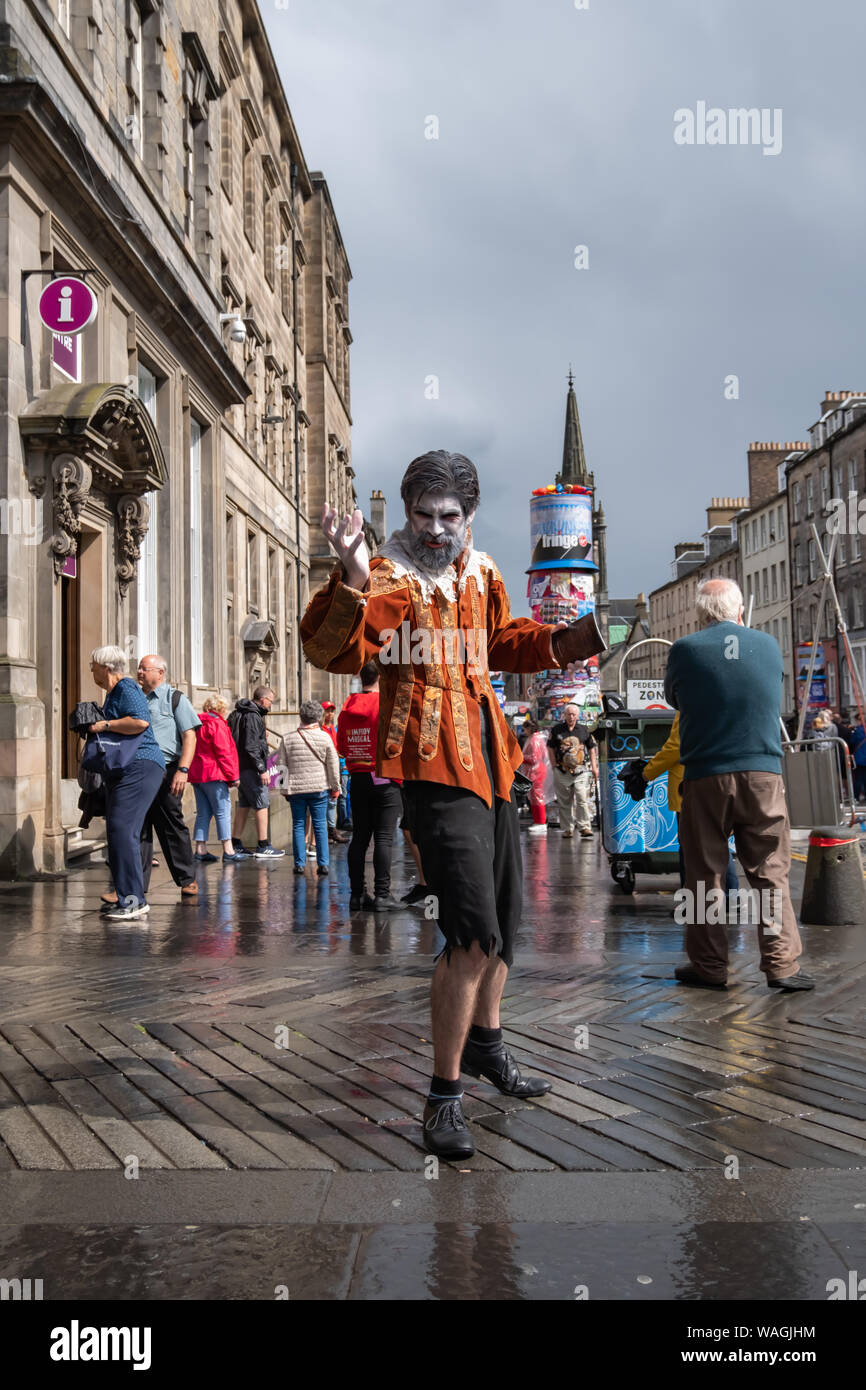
[299,700,324,726]
[695,578,743,627]
[400,450,480,516]
[90,645,127,674]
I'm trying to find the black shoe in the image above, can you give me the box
[349,893,363,910]
[195,851,219,863]
[768,970,815,992]
[422,1097,474,1160]
[674,964,728,990]
[371,893,401,912]
[460,1039,552,1097]
[317,865,329,877]
[401,883,429,906]
[293,865,305,875]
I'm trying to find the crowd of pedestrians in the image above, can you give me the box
[75,650,431,920]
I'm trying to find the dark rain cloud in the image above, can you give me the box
[264,0,866,612]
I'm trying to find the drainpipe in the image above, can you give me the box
[290,162,304,706]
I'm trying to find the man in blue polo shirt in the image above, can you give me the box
[664,578,812,992]
[136,654,201,899]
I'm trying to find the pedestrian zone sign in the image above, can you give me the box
[626,680,672,711]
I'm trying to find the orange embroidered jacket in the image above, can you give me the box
[301,539,559,807]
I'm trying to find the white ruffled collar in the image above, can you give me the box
[377,524,495,603]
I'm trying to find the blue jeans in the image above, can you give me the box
[105,759,165,908]
[289,790,330,869]
[193,781,232,842]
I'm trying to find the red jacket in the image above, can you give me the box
[188,712,240,783]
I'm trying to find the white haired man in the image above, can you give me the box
[547,700,599,838]
[664,577,812,992]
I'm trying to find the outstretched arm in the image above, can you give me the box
[486,574,559,673]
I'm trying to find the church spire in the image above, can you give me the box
[558,368,588,486]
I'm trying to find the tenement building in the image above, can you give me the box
[1,0,359,873]
[645,498,747,680]
[737,443,807,718]
[787,392,866,717]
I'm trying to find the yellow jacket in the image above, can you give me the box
[642,712,683,813]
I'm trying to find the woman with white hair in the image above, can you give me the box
[275,700,340,875]
[87,645,165,920]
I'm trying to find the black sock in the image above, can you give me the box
[257,839,268,849]
[428,1075,463,1104]
[468,1024,503,1052]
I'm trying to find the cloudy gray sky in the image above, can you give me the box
[264,0,866,615]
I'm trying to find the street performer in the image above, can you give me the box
[301,450,605,1159]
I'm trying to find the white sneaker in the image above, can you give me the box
[527,824,548,836]
[104,901,150,920]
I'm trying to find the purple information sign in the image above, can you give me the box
[60,555,77,579]
[38,277,98,335]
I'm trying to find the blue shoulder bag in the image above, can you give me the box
[80,729,144,776]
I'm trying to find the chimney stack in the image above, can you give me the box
[747,443,810,508]
[369,489,387,545]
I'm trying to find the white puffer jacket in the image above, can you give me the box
[275,725,340,796]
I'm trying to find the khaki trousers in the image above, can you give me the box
[678,771,802,983]
[554,767,593,833]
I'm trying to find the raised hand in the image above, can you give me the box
[321,504,370,591]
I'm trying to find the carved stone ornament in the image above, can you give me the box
[115,493,151,599]
[50,454,92,579]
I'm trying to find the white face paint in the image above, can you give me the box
[406,491,475,572]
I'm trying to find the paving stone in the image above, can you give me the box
[0,849,863,1181]
[154,1092,289,1170]
[0,1076,68,1169]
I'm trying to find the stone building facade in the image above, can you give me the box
[643,499,746,681]
[738,487,795,716]
[786,392,866,719]
[1,0,359,874]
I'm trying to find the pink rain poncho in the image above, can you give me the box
[521,731,554,825]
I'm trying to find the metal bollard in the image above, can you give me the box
[800,826,866,926]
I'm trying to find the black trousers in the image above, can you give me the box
[140,761,196,891]
[347,773,402,897]
[402,703,522,967]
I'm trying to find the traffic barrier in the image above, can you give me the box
[800,826,866,926]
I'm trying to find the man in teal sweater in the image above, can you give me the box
[664,577,812,992]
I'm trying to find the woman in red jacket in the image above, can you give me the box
[188,697,245,862]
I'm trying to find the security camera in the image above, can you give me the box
[219,312,246,343]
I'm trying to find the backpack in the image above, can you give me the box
[559,734,586,773]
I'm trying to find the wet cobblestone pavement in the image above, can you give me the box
[1,829,864,1298]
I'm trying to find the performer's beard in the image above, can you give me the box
[407,523,467,573]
